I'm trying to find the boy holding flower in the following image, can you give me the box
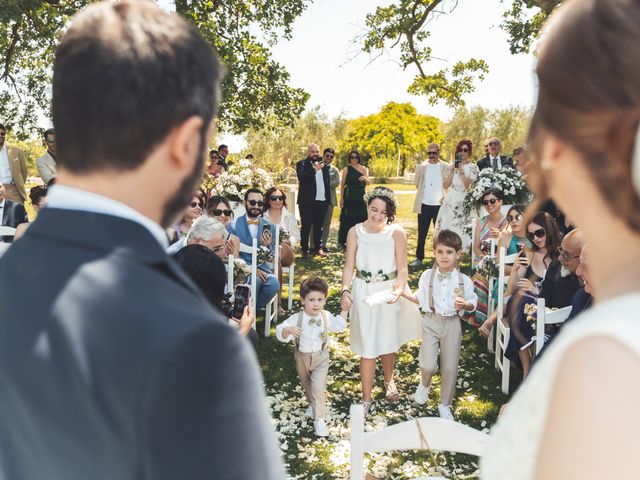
[402,229,477,420]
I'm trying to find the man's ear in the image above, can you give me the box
[167,116,204,172]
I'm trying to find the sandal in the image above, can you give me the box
[384,380,400,402]
[361,400,373,418]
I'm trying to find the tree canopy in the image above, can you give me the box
[339,102,442,178]
[0,0,311,138]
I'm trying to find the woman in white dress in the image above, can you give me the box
[481,1,640,478]
[435,139,479,250]
[340,187,421,415]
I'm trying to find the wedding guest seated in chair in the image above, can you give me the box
[206,194,240,258]
[227,188,280,309]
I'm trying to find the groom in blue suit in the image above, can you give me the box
[228,187,280,308]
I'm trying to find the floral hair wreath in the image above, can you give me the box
[364,187,398,209]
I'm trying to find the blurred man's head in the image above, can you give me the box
[52,1,222,227]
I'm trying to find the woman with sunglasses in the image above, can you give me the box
[470,189,508,326]
[263,186,299,314]
[338,150,371,249]
[497,204,532,265]
[170,190,207,244]
[504,211,561,376]
[205,195,240,258]
[434,139,479,250]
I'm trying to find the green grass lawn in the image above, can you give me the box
[258,190,523,479]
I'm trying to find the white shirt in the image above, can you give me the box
[415,268,477,316]
[490,156,502,169]
[247,218,259,239]
[421,162,444,206]
[47,185,169,247]
[314,168,326,202]
[0,145,12,184]
[276,310,346,353]
[263,207,300,246]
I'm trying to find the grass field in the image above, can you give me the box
[257,188,523,479]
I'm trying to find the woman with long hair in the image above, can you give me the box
[205,195,240,257]
[338,150,370,249]
[434,139,479,249]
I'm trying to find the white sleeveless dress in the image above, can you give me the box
[350,223,421,358]
[481,293,640,479]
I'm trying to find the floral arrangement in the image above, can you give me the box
[204,158,274,201]
[233,258,251,286]
[476,255,499,279]
[257,245,274,265]
[463,167,530,216]
[279,227,291,244]
[524,303,537,323]
[357,269,393,283]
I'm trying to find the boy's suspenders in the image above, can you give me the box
[427,268,464,315]
[294,310,330,351]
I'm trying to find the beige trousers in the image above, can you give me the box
[418,313,462,406]
[294,348,330,419]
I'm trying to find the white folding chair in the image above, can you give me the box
[535,298,572,355]
[494,247,517,394]
[281,262,295,310]
[225,254,235,294]
[350,404,489,480]
[0,226,16,258]
[238,238,259,327]
[263,225,280,337]
[470,217,477,259]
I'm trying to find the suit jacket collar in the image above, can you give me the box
[28,208,201,297]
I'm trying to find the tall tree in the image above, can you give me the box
[0,0,310,138]
[359,0,489,108]
[339,102,442,177]
[501,0,561,54]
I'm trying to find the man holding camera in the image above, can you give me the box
[296,143,330,258]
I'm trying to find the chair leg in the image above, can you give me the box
[287,264,295,310]
[265,302,271,338]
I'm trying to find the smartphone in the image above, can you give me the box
[454,154,461,168]
[232,284,250,318]
[262,223,271,237]
[516,243,525,254]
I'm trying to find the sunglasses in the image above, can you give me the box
[349,156,358,160]
[213,208,232,217]
[324,154,334,159]
[459,148,469,153]
[427,151,439,156]
[527,228,546,240]
[270,195,285,201]
[482,198,498,206]
[247,200,265,207]
[557,246,580,261]
[506,213,523,222]
[46,138,55,144]
[190,201,203,208]
[488,141,500,147]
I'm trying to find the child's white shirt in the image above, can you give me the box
[275,310,347,353]
[415,268,477,316]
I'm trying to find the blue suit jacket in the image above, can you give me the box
[228,214,276,272]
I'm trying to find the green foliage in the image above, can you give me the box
[501,0,561,54]
[360,0,488,108]
[243,107,349,172]
[0,0,311,138]
[441,105,531,161]
[339,102,443,176]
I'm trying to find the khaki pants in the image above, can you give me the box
[3,183,25,204]
[294,348,329,419]
[418,313,462,406]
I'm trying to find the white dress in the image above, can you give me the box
[481,293,640,479]
[350,223,421,358]
[434,163,479,250]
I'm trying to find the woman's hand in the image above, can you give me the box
[232,305,255,337]
[489,227,501,239]
[517,278,538,294]
[478,322,492,337]
[260,230,271,247]
[225,237,234,254]
[517,252,530,268]
[387,286,403,304]
[340,290,353,311]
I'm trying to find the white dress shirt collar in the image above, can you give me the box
[46,185,169,247]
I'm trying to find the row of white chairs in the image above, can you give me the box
[225,225,297,337]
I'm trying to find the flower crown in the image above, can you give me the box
[364,187,398,208]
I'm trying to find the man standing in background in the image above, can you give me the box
[37,128,57,184]
[318,147,340,251]
[0,123,28,204]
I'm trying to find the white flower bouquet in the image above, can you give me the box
[204,158,274,201]
[463,167,530,216]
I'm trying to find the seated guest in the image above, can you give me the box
[263,185,299,315]
[169,189,206,245]
[206,194,240,257]
[0,181,29,243]
[227,188,280,310]
[503,211,561,376]
[497,204,532,268]
[173,244,258,350]
[168,215,230,256]
[541,229,584,309]
[14,185,48,240]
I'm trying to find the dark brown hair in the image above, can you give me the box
[206,195,234,218]
[455,139,473,156]
[526,211,561,262]
[366,187,396,223]
[433,229,462,252]
[52,1,222,173]
[528,0,640,231]
[300,276,329,299]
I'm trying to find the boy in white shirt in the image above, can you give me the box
[275,276,347,437]
[402,229,477,420]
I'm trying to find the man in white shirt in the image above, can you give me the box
[410,142,448,268]
[477,137,515,171]
[36,128,57,184]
